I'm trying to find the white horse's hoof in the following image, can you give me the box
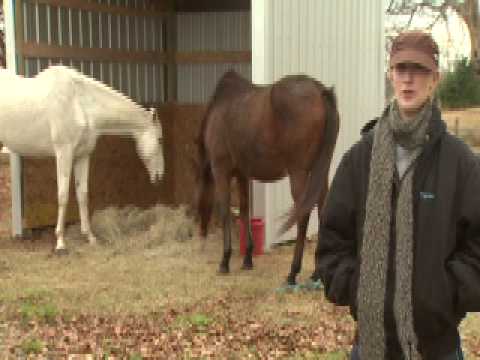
[87,235,97,245]
[54,248,69,256]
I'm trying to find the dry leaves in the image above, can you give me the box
[2,296,355,359]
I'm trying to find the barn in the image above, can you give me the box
[1,0,385,250]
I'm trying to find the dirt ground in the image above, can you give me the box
[0,206,479,359]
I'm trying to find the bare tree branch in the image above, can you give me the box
[0,4,4,68]
[406,7,418,28]
[387,0,397,14]
[386,0,480,74]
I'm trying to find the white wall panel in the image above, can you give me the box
[252,0,386,249]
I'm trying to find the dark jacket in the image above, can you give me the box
[315,106,480,359]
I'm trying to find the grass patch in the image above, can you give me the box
[188,313,214,332]
[20,336,44,355]
[174,313,214,333]
[18,289,58,325]
[128,354,144,360]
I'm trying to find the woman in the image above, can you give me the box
[315,31,480,359]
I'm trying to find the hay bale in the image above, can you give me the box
[66,205,198,250]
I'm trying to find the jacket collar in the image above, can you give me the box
[361,104,446,147]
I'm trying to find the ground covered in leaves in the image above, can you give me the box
[1,296,354,359]
[0,206,478,359]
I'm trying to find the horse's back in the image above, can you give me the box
[270,74,330,140]
[0,67,81,155]
[270,74,327,120]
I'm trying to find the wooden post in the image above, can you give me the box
[4,0,24,237]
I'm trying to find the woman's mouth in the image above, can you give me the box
[401,89,415,99]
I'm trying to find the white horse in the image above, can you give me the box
[0,65,164,252]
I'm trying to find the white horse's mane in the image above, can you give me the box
[25,65,156,133]
[43,65,146,113]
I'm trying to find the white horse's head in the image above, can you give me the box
[136,108,164,183]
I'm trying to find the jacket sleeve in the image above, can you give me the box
[316,147,358,307]
[449,159,480,313]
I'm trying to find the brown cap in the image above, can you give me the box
[389,31,439,71]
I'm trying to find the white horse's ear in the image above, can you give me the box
[150,107,159,123]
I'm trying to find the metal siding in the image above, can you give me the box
[253,0,385,248]
[176,12,251,103]
[177,63,250,104]
[20,0,165,104]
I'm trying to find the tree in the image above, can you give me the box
[0,0,4,68]
[438,57,480,107]
[386,0,480,74]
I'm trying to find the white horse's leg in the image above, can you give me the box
[73,155,97,244]
[55,148,73,251]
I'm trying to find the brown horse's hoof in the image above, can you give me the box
[218,265,230,274]
[286,277,297,286]
[54,248,69,256]
[241,263,253,270]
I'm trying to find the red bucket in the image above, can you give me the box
[238,217,264,256]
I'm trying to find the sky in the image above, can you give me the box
[386,6,472,71]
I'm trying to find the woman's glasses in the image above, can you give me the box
[392,63,432,76]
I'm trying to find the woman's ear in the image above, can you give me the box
[430,71,441,92]
[388,68,393,82]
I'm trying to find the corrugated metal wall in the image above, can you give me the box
[252,0,386,248]
[176,11,251,103]
[20,3,252,104]
[21,0,165,104]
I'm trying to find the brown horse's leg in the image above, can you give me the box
[288,215,310,285]
[312,178,329,282]
[199,178,214,238]
[287,170,310,285]
[238,176,254,270]
[213,169,233,274]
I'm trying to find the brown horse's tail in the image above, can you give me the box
[280,85,340,233]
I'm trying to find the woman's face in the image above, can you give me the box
[389,62,440,118]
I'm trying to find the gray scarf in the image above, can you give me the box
[357,100,432,360]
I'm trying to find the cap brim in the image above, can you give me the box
[390,49,437,71]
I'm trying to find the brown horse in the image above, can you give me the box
[196,70,339,285]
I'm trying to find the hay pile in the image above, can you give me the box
[66,205,198,250]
